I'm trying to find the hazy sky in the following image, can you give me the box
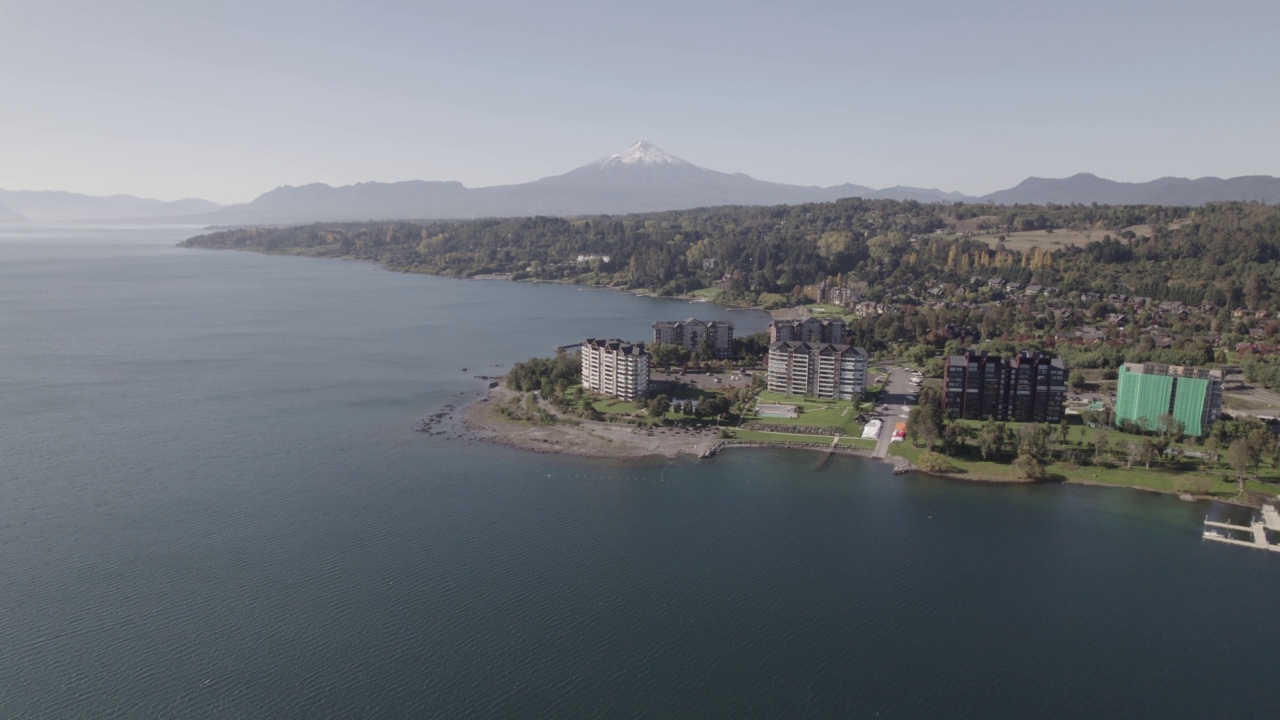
[2,0,1278,203]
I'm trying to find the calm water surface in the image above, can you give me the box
[1,226,1277,717]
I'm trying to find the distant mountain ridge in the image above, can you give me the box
[8,142,1280,224]
[0,201,26,222]
[0,189,221,222]
[983,173,1280,206]
[201,141,976,224]
[204,143,1279,224]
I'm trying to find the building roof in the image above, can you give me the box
[1121,362,1222,380]
[948,350,1064,369]
[769,340,867,356]
[652,317,734,329]
[584,338,649,356]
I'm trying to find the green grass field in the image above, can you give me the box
[888,440,1280,499]
[806,303,855,322]
[591,397,640,415]
[752,391,870,435]
[729,429,838,444]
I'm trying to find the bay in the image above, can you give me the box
[1,226,1277,718]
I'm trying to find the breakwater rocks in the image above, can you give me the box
[889,456,913,474]
[414,403,456,436]
[741,423,844,436]
[701,440,870,459]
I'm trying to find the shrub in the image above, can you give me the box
[1012,453,1047,480]
[917,451,956,473]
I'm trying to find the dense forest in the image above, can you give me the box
[181,199,1280,363]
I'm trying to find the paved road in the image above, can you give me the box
[872,366,921,459]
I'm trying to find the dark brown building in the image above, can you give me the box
[944,351,1066,423]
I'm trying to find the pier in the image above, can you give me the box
[813,436,840,471]
[1202,506,1280,553]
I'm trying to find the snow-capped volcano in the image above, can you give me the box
[588,140,695,169]
[536,140,765,190]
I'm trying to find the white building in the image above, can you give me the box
[581,338,650,400]
[766,341,868,401]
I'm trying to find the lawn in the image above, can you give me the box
[752,390,868,435]
[888,441,1271,500]
[591,397,640,415]
[971,228,1112,252]
[729,429,838,444]
[807,303,855,321]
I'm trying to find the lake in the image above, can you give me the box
[1,225,1277,717]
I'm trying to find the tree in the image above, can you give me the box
[1244,428,1270,477]
[701,394,732,420]
[1016,424,1053,463]
[649,343,690,370]
[1069,370,1088,391]
[817,231,852,260]
[646,394,671,418]
[1013,453,1047,480]
[1092,426,1110,463]
[1227,438,1252,484]
[1157,414,1185,447]
[908,401,944,449]
[942,423,970,456]
[699,338,716,363]
[978,420,1007,460]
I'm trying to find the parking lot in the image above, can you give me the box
[651,368,755,393]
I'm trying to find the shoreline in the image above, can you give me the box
[182,247,1263,508]
[459,385,1264,507]
[462,383,902,467]
[178,242,775,314]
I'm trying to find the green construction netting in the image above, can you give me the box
[1172,376,1209,437]
[1115,368,1173,432]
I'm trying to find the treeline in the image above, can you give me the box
[183,200,1279,307]
[182,199,1280,358]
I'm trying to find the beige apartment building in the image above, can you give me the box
[581,338,651,401]
[767,341,868,401]
[651,317,735,358]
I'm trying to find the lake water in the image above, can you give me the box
[2,226,1278,717]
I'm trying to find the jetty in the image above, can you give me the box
[813,436,840,471]
[1202,505,1280,553]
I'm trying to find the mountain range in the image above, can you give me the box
[0,189,221,222]
[2,141,1278,225]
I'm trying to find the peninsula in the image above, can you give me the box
[181,197,1280,507]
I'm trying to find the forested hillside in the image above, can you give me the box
[182,199,1279,309]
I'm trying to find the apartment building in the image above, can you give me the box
[581,338,650,401]
[1115,362,1223,437]
[943,351,1067,423]
[767,341,869,401]
[769,317,847,344]
[651,317,735,358]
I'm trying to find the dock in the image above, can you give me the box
[813,436,840,471]
[1202,506,1280,553]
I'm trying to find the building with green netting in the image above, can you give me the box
[1114,363,1223,436]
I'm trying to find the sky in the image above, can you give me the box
[2,0,1278,204]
